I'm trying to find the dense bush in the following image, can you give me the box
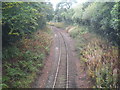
[2,2,53,88]
[57,1,120,46]
[63,1,119,88]
[110,2,120,45]
[2,28,52,88]
[69,26,119,88]
[2,2,53,46]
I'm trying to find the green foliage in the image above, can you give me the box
[2,2,54,46]
[2,46,21,60]
[54,2,73,22]
[3,51,45,88]
[64,2,120,45]
[2,1,53,88]
[65,1,119,88]
[110,2,120,32]
[2,26,52,88]
[69,26,88,38]
[72,4,83,20]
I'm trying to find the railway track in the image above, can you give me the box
[52,27,69,88]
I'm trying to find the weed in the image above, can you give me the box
[2,26,52,88]
[68,25,119,88]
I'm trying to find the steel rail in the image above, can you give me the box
[52,27,69,88]
[59,32,69,88]
[52,29,62,88]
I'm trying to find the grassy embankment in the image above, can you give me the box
[2,27,52,88]
[47,22,67,29]
[68,25,118,88]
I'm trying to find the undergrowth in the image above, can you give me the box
[2,27,52,88]
[68,25,119,88]
[47,22,67,29]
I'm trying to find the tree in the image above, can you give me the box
[2,2,54,46]
[54,2,72,22]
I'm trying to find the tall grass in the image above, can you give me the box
[68,25,119,88]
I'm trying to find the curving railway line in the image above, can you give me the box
[50,26,69,88]
[34,26,91,88]
[45,26,76,88]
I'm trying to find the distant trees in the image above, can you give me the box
[54,2,73,23]
[2,1,119,46]
[2,2,54,46]
[56,1,120,46]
